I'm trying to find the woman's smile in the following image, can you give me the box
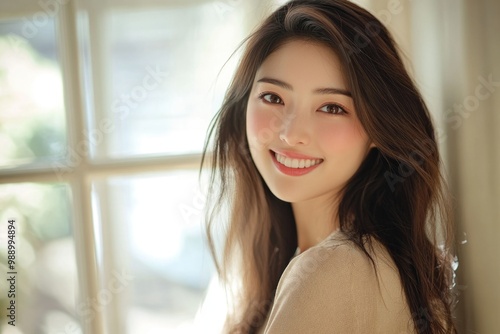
[270,149,324,176]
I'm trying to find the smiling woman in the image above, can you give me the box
[247,40,374,240]
[202,0,457,333]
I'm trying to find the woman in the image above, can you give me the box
[201,0,457,333]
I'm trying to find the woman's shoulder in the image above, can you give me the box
[280,230,390,296]
[284,230,412,308]
[261,231,415,333]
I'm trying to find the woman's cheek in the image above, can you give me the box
[246,105,279,149]
[317,120,366,151]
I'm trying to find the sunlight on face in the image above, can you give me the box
[246,39,373,204]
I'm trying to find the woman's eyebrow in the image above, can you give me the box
[256,77,352,97]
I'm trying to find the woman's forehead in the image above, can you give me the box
[254,39,349,92]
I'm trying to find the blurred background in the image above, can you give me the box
[0,0,498,333]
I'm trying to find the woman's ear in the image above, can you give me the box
[369,142,376,149]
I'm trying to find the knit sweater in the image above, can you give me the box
[257,230,416,334]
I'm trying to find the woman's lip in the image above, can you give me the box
[269,150,323,176]
[271,149,323,160]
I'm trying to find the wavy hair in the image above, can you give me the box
[201,0,456,333]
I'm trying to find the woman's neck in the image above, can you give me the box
[291,194,340,252]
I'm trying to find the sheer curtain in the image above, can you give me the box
[358,1,499,332]
[443,0,500,332]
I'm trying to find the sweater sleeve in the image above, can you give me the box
[262,242,400,334]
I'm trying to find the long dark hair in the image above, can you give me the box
[201,0,456,333]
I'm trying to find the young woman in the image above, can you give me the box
[201,0,457,333]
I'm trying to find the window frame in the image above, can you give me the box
[0,1,208,333]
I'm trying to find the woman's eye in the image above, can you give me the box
[318,104,347,115]
[259,93,283,105]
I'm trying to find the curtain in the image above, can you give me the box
[364,0,500,332]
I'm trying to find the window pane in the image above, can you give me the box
[0,18,66,168]
[93,171,216,333]
[89,3,244,159]
[0,183,80,333]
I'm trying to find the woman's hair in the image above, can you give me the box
[201,0,457,333]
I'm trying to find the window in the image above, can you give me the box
[0,1,277,333]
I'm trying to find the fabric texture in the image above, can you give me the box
[257,230,416,334]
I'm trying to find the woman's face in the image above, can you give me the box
[246,39,374,203]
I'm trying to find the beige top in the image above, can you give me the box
[257,230,416,334]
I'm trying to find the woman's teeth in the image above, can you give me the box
[275,152,322,168]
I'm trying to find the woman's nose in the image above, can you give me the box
[278,111,310,146]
